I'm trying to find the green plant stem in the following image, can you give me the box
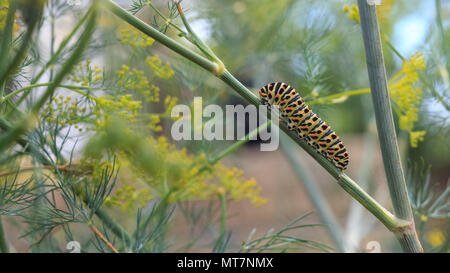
[102,0,218,74]
[94,208,133,247]
[0,0,16,79]
[434,0,450,111]
[280,134,346,252]
[0,216,9,253]
[103,0,412,241]
[0,1,41,86]
[217,193,227,247]
[428,186,450,214]
[418,73,450,112]
[381,33,405,61]
[210,121,271,165]
[132,190,172,238]
[435,0,449,69]
[144,2,187,36]
[173,1,222,64]
[49,0,56,81]
[192,121,271,176]
[308,88,370,106]
[357,0,422,252]
[357,0,410,220]
[1,83,91,103]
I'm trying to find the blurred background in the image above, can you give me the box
[3,0,449,252]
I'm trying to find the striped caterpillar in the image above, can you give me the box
[258,82,349,171]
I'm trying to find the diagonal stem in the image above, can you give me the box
[88,221,119,253]
[102,0,413,245]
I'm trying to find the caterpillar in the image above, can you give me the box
[258,82,349,171]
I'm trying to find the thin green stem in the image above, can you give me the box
[381,33,405,61]
[173,1,223,65]
[217,192,227,247]
[308,88,370,106]
[432,0,450,111]
[145,2,187,37]
[193,121,270,176]
[71,170,133,249]
[94,208,133,247]
[428,186,450,214]
[49,0,56,81]
[210,121,270,165]
[132,190,172,239]
[435,0,449,68]
[0,1,41,86]
[0,216,9,253]
[357,0,422,252]
[1,83,91,103]
[101,0,218,74]
[0,0,16,78]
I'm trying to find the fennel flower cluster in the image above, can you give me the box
[75,21,266,213]
[389,52,427,148]
[118,26,155,48]
[343,4,360,23]
[43,95,88,131]
[92,125,267,213]
[69,60,104,87]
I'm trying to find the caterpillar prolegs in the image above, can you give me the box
[258,82,349,171]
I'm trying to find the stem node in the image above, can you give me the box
[213,62,226,77]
